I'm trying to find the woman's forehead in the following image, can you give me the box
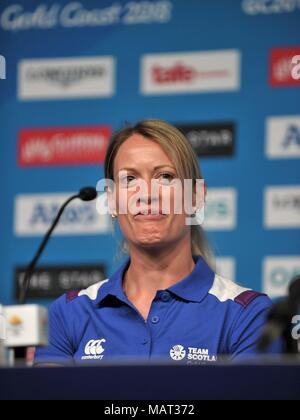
[114,134,174,170]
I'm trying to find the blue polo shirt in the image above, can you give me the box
[34,256,276,365]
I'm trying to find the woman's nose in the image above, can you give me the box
[138,179,160,205]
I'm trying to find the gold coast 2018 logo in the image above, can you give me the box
[0,55,6,80]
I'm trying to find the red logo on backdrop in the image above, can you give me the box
[152,63,198,83]
[18,126,112,166]
[270,47,300,87]
[151,62,229,84]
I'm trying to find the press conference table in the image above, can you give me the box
[0,361,300,400]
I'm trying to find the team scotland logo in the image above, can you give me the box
[170,344,186,361]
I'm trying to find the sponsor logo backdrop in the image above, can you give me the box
[0,0,299,303]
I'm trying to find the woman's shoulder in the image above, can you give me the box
[208,273,271,310]
[50,278,110,311]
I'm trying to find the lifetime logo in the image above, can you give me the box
[0,55,6,80]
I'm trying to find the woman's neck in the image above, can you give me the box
[122,241,195,319]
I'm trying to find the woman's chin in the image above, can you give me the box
[134,237,167,249]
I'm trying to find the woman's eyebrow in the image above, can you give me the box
[118,165,176,172]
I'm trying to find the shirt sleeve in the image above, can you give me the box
[34,295,74,366]
[229,295,282,359]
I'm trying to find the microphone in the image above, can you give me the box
[1,187,97,366]
[78,187,98,202]
[19,187,97,304]
[258,276,300,353]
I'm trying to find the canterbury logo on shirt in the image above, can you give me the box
[81,339,106,360]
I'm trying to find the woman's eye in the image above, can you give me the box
[121,176,136,186]
[158,173,175,184]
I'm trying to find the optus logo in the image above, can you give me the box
[0,55,6,79]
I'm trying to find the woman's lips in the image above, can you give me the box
[134,212,167,220]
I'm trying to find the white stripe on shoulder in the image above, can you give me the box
[78,279,109,301]
[209,274,250,303]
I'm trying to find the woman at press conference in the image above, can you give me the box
[34,119,276,366]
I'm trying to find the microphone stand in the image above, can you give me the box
[3,187,97,366]
[19,194,80,304]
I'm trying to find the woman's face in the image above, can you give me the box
[111,133,192,251]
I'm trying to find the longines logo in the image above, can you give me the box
[25,64,106,88]
[18,57,115,100]
[0,55,6,80]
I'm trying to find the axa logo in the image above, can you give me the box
[282,125,300,148]
[14,193,110,237]
[81,339,106,360]
[0,55,6,80]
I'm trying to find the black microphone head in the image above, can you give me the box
[289,276,300,300]
[79,187,97,202]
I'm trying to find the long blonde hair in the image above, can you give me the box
[104,119,214,268]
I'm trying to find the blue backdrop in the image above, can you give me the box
[0,0,299,305]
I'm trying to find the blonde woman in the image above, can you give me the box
[35,120,276,365]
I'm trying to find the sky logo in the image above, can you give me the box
[0,55,6,80]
